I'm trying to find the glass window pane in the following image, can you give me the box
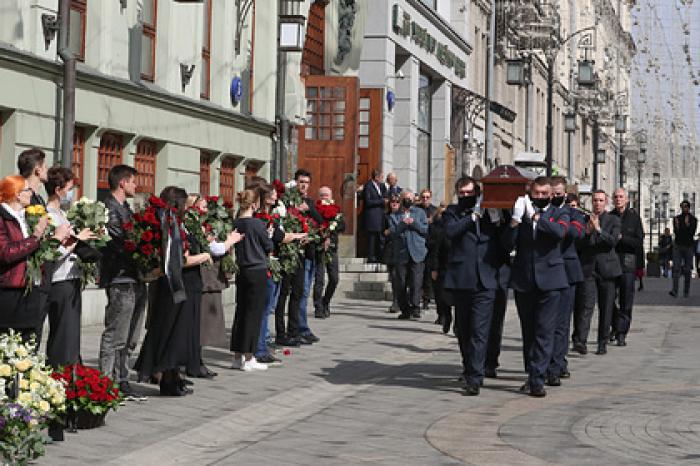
[359,123,369,136]
[307,100,317,113]
[306,87,318,98]
[68,9,82,57]
[140,34,154,77]
[320,102,332,113]
[142,0,155,25]
[333,128,345,140]
[320,87,331,98]
[335,100,346,111]
[334,114,345,125]
[417,131,431,190]
[332,87,346,99]
[320,114,330,126]
[360,98,370,110]
[418,74,432,132]
[306,114,315,126]
[359,136,369,149]
[305,127,316,140]
[320,128,331,140]
[360,111,370,123]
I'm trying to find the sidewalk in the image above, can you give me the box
[38,277,700,465]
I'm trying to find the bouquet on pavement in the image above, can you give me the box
[315,199,344,264]
[0,330,66,464]
[66,197,111,285]
[24,205,61,291]
[205,196,237,276]
[51,363,121,418]
[123,196,167,281]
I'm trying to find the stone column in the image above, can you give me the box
[393,56,419,192]
[430,79,451,203]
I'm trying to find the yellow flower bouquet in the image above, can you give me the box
[24,205,61,291]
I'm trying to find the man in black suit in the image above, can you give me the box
[363,169,387,263]
[546,180,585,387]
[443,177,500,396]
[610,188,644,346]
[504,177,569,398]
[670,200,697,298]
[572,190,622,355]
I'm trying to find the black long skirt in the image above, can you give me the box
[46,279,82,368]
[0,287,48,343]
[135,268,201,380]
[230,267,267,354]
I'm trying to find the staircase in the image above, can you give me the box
[337,258,392,301]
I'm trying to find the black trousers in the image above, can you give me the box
[572,275,616,345]
[433,273,452,323]
[47,280,82,368]
[231,268,268,354]
[453,288,496,385]
[394,260,424,313]
[313,251,339,313]
[485,287,508,370]
[515,289,560,389]
[275,262,304,338]
[614,272,636,336]
[548,284,575,377]
[367,232,382,262]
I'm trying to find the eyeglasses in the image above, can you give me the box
[20,188,33,194]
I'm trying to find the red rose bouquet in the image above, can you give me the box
[124,195,166,281]
[315,199,344,264]
[205,196,237,275]
[254,211,283,281]
[51,364,121,418]
[183,206,210,254]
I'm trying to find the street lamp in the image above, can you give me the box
[506,58,529,85]
[564,111,577,133]
[595,148,607,164]
[279,0,305,52]
[615,114,627,188]
[577,60,596,87]
[649,171,660,253]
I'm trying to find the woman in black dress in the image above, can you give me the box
[135,186,212,396]
[230,189,273,371]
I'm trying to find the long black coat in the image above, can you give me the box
[362,180,386,232]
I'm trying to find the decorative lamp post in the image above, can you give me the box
[564,111,577,133]
[649,171,660,252]
[506,59,528,85]
[279,0,306,52]
[577,60,595,86]
[615,114,627,188]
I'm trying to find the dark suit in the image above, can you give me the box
[443,206,500,386]
[610,207,644,338]
[504,206,569,390]
[548,206,585,378]
[572,212,622,347]
[363,180,387,261]
[388,207,428,314]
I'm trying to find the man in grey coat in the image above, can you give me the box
[388,190,428,319]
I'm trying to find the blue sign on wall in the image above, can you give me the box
[386,90,396,111]
[230,77,243,105]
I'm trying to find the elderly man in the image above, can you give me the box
[363,169,387,263]
[386,172,402,196]
[313,187,345,318]
[610,188,644,347]
[387,189,428,319]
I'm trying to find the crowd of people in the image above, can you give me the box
[0,149,344,399]
[361,170,697,397]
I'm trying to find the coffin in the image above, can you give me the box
[480,165,531,209]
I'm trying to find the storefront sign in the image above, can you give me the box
[391,4,466,79]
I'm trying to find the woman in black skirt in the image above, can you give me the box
[230,189,273,371]
[135,186,212,396]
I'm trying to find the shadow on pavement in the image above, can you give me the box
[375,341,454,354]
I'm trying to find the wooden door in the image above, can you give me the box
[297,75,359,235]
[72,127,85,198]
[356,88,384,257]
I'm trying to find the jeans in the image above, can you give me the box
[99,282,147,383]
[256,277,281,358]
[298,258,315,336]
[394,260,424,313]
[672,245,694,296]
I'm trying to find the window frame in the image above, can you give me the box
[200,0,212,99]
[200,151,212,196]
[134,140,158,195]
[97,132,124,191]
[141,0,158,82]
[69,0,87,62]
[72,127,85,198]
[219,158,237,204]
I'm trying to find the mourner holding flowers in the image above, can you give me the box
[0,174,70,342]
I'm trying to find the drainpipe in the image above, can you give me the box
[57,0,75,169]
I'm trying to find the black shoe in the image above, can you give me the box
[616,334,627,346]
[303,333,320,343]
[324,304,331,318]
[411,311,421,319]
[484,368,497,378]
[388,306,400,313]
[256,354,282,367]
[546,375,561,387]
[669,290,678,297]
[529,386,546,398]
[442,316,452,334]
[595,344,607,355]
[275,336,301,347]
[119,381,134,398]
[397,313,411,320]
[298,335,314,345]
[560,370,571,379]
[573,342,588,355]
[464,383,480,396]
[434,317,443,325]
[314,312,326,319]
[518,383,529,393]
[609,333,617,343]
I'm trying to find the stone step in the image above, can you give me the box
[339,263,388,273]
[338,257,368,265]
[344,290,392,301]
[339,271,390,282]
[352,281,392,292]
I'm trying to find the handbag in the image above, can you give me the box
[622,253,636,271]
[74,240,102,263]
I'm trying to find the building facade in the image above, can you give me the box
[0,0,277,204]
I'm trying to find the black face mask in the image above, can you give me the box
[531,197,550,210]
[551,195,565,207]
[458,195,478,211]
[402,199,413,209]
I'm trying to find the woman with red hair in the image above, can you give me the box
[0,175,70,341]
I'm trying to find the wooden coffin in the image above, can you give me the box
[480,165,531,209]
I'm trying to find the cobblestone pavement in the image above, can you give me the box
[38,277,700,465]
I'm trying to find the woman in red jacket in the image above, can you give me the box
[0,175,69,341]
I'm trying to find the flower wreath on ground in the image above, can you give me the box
[0,331,66,465]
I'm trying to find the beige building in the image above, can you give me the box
[0,0,278,203]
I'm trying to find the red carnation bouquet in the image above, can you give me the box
[51,364,122,416]
[123,195,167,281]
[205,196,237,275]
[254,211,283,280]
[315,199,343,263]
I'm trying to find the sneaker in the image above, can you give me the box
[244,357,268,371]
[256,354,282,367]
[230,356,244,370]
